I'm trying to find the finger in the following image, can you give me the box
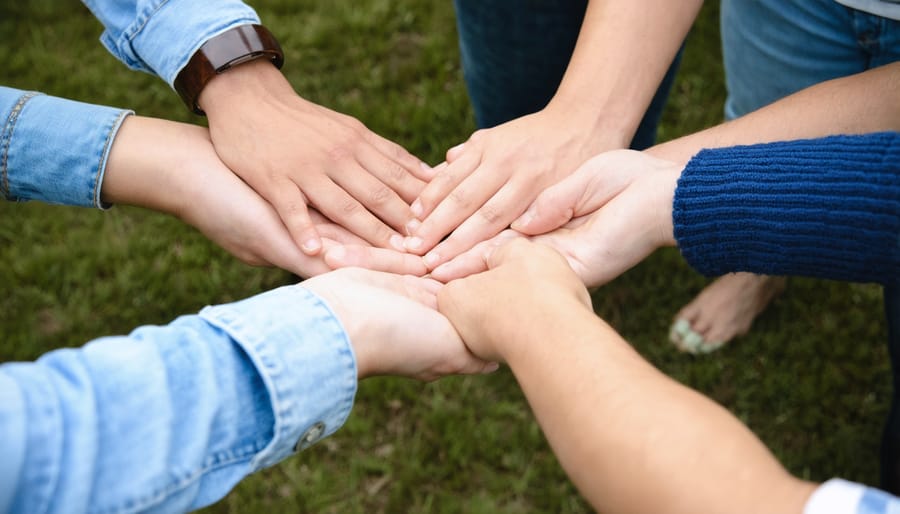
[355,143,427,203]
[510,166,598,235]
[409,150,481,222]
[421,183,529,269]
[267,181,323,255]
[308,208,370,246]
[324,245,428,276]
[406,161,505,255]
[363,130,434,182]
[331,161,416,232]
[307,179,405,251]
[335,267,437,307]
[454,356,501,376]
[429,231,521,282]
[445,142,466,163]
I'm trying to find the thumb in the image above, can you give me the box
[510,179,578,235]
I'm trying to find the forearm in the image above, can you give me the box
[0,286,357,514]
[500,303,814,514]
[650,62,900,163]
[548,0,702,146]
[101,115,211,216]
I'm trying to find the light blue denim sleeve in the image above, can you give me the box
[81,0,261,86]
[803,479,900,514]
[0,87,131,208]
[0,285,357,514]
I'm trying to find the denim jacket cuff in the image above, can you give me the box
[98,0,260,86]
[0,87,131,209]
[199,285,357,471]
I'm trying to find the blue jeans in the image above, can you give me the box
[721,0,900,493]
[453,0,682,150]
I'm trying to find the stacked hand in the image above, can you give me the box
[199,60,433,257]
[400,107,621,270]
[102,116,429,278]
[430,150,682,287]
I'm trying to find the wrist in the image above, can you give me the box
[493,293,595,362]
[541,98,633,150]
[175,24,284,115]
[102,116,210,217]
[198,58,296,118]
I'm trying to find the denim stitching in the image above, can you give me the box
[1,91,41,200]
[93,110,132,208]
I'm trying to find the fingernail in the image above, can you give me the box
[405,219,421,236]
[390,234,406,252]
[419,161,432,174]
[405,237,423,250]
[302,238,321,253]
[411,199,423,218]
[423,251,440,268]
[483,362,501,374]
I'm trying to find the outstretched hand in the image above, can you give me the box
[199,60,433,256]
[403,108,613,269]
[302,268,498,381]
[438,239,591,363]
[102,116,427,278]
[430,150,681,287]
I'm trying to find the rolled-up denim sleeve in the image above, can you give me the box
[81,0,261,86]
[0,86,131,209]
[0,285,357,514]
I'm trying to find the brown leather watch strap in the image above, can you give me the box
[174,24,284,115]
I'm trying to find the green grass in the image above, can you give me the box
[0,1,889,512]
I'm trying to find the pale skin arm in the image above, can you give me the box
[404,0,703,269]
[439,240,816,514]
[102,115,428,278]
[649,61,900,163]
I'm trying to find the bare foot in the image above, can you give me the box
[669,273,786,354]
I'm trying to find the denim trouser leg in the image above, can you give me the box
[453,0,682,150]
[722,0,900,492]
[884,286,900,493]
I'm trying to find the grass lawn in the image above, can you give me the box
[0,1,890,512]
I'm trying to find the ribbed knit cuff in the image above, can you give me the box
[673,133,900,286]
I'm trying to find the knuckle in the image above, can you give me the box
[369,185,392,205]
[341,199,360,214]
[477,204,503,224]
[386,162,408,182]
[448,187,472,209]
[326,144,354,164]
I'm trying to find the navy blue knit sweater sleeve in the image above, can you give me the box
[673,132,899,286]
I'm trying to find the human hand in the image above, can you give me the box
[302,268,498,381]
[404,107,614,269]
[430,150,681,287]
[198,60,432,255]
[438,238,591,362]
[102,116,427,278]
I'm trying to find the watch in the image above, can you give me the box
[174,24,284,115]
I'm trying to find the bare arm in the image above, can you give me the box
[439,240,816,513]
[404,0,703,269]
[650,62,900,163]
